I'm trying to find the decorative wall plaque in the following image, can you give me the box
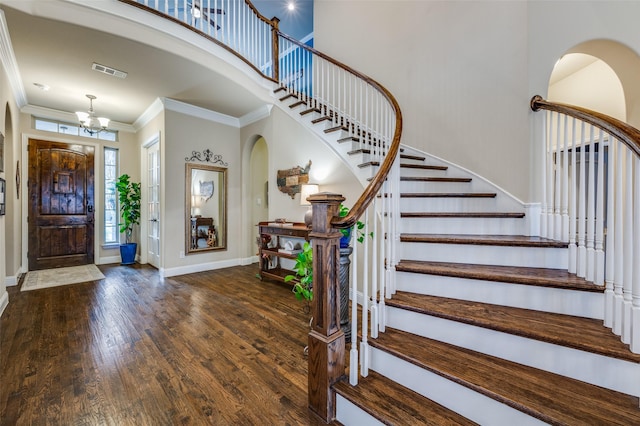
[185,149,228,166]
[277,160,311,199]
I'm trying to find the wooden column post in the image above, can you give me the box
[270,17,280,82]
[307,192,346,423]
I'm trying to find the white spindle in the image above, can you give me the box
[577,121,587,277]
[631,155,640,353]
[586,125,596,282]
[568,116,577,273]
[553,112,562,240]
[540,111,548,238]
[623,149,633,344]
[360,209,369,377]
[594,129,605,285]
[561,114,569,242]
[614,141,625,336]
[605,139,616,328]
[370,201,378,339]
[349,221,359,385]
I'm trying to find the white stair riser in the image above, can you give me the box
[386,306,640,397]
[395,271,603,318]
[369,346,546,426]
[400,197,498,212]
[336,395,385,426]
[400,217,527,235]
[400,180,472,193]
[398,242,568,269]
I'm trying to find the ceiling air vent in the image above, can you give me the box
[92,62,128,79]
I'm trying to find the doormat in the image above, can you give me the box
[21,265,105,292]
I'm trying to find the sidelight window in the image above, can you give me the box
[104,147,119,245]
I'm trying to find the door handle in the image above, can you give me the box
[87,204,93,213]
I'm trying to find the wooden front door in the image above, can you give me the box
[28,139,95,270]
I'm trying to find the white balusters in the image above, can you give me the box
[614,141,625,336]
[540,111,548,238]
[568,117,577,274]
[577,121,587,278]
[594,129,605,285]
[632,155,640,353]
[561,114,569,242]
[604,140,616,328]
[623,149,633,344]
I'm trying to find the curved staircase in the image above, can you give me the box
[331,150,640,425]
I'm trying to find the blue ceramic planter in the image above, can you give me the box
[340,228,352,248]
[120,243,137,265]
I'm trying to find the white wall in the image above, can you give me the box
[315,0,530,201]
[315,1,640,203]
[162,108,241,275]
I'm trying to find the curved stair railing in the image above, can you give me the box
[120,0,402,422]
[531,96,640,353]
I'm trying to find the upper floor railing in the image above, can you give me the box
[120,1,403,422]
[531,96,640,353]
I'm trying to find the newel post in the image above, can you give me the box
[307,192,346,423]
[270,17,280,82]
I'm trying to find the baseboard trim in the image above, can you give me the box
[162,258,242,278]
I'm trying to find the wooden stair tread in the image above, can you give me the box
[325,125,349,133]
[399,154,425,161]
[400,234,568,248]
[401,163,448,170]
[371,328,640,425]
[333,371,477,426]
[401,212,525,218]
[400,192,496,198]
[289,100,307,108]
[396,259,599,290]
[401,176,472,183]
[387,291,640,363]
[300,107,321,116]
[311,116,332,124]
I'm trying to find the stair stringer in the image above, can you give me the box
[384,305,640,398]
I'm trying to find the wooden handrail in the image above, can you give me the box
[531,95,640,157]
[276,32,404,230]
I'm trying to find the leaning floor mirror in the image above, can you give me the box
[185,163,227,254]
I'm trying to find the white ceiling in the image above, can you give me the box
[0,0,313,127]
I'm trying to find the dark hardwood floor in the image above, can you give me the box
[0,264,333,425]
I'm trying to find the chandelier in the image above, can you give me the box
[75,94,110,135]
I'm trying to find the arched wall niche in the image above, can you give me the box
[548,39,640,127]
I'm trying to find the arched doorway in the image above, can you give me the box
[241,135,269,263]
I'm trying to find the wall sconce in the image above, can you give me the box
[300,183,319,227]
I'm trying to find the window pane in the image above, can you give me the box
[104,147,119,244]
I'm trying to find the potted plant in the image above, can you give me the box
[115,173,141,265]
[284,241,313,306]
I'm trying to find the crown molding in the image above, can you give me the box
[0,10,27,108]
[161,97,240,127]
[239,104,273,127]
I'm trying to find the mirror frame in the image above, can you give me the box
[185,162,227,254]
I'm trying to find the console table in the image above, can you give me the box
[257,221,310,283]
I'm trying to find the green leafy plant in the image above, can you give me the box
[115,174,141,244]
[284,241,313,301]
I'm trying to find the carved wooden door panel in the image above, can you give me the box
[28,139,95,270]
